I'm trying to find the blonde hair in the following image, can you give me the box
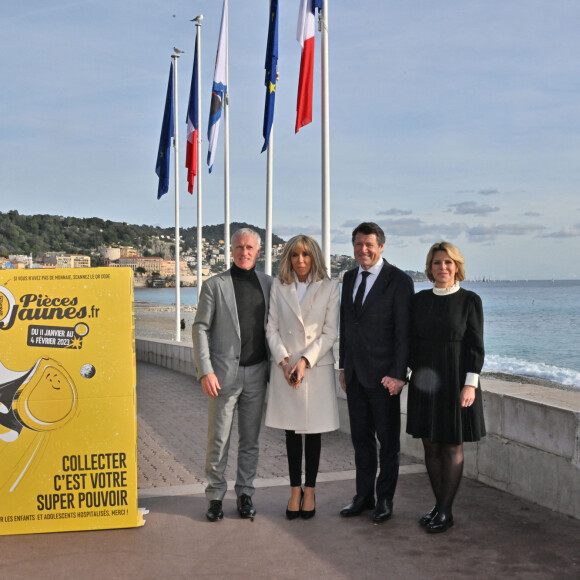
[425,241,466,283]
[278,235,329,284]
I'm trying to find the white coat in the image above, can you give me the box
[265,277,340,434]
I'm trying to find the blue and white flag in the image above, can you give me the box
[207,0,228,172]
[155,61,174,199]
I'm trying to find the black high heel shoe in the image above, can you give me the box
[286,489,303,520]
[419,506,438,527]
[301,489,316,519]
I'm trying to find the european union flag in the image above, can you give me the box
[261,0,278,153]
[155,62,174,199]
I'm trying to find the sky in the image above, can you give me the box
[1,0,579,280]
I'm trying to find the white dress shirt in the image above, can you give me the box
[293,272,312,304]
[352,259,384,304]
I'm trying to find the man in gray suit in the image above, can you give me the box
[193,228,272,522]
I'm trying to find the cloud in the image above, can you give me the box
[467,223,547,242]
[468,224,546,235]
[477,188,500,196]
[449,202,499,216]
[342,218,468,238]
[342,217,425,236]
[274,224,321,236]
[542,224,580,238]
[377,208,412,216]
[331,233,352,244]
[341,218,552,245]
[524,211,541,217]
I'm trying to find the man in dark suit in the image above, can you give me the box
[193,228,272,522]
[339,222,413,522]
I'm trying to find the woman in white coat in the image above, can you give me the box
[265,235,340,519]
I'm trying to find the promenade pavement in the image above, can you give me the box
[3,362,579,579]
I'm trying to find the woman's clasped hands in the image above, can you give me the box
[281,357,307,389]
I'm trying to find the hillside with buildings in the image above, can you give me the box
[0,210,426,284]
[0,211,283,258]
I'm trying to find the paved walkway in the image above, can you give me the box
[3,362,579,579]
[136,362,389,492]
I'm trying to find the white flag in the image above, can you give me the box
[207,0,228,172]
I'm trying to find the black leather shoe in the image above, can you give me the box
[426,512,454,533]
[339,495,375,517]
[237,494,256,519]
[371,498,393,523]
[206,500,223,522]
[419,506,438,527]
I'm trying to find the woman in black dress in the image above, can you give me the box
[406,241,485,533]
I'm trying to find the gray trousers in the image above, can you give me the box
[205,361,268,501]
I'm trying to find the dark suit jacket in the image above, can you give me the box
[339,259,414,388]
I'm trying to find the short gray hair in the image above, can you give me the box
[231,228,261,248]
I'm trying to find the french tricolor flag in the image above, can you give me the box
[295,0,322,133]
[185,36,199,194]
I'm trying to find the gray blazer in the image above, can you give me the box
[192,268,273,389]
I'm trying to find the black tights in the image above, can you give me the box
[285,430,321,488]
[422,439,464,517]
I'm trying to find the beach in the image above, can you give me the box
[135,303,197,344]
[134,305,575,392]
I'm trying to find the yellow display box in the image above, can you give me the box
[0,267,145,534]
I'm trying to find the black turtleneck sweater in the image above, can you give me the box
[230,264,267,366]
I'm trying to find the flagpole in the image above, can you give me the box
[263,0,278,276]
[265,125,273,275]
[194,17,203,297]
[171,51,182,342]
[320,1,331,276]
[223,2,231,269]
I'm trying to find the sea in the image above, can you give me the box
[135,280,580,389]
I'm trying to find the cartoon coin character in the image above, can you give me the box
[0,358,78,491]
[0,358,78,441]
